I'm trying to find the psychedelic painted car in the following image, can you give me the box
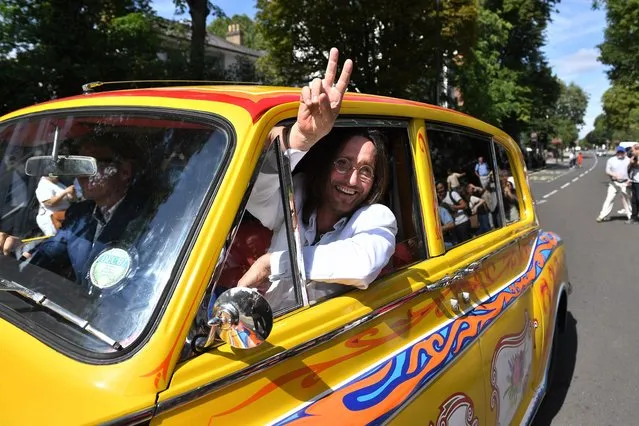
[0,85,570,425]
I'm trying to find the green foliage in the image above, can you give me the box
[208,14,265,50]
[454,8,531,126]
[255,0,478,102]
[0,1,162,115]
[597,0,639,87]
[601,84,639,141]
[586,114,612,146]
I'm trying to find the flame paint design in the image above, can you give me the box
[266,232,559,425]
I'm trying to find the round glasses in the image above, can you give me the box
[332,157,374,183]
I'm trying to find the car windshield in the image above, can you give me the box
[0,110,230,354]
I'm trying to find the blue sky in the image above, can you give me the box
[151,0,607,137]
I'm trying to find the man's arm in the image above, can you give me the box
[239,204,397,291]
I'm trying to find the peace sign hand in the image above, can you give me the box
[289,48,353,151]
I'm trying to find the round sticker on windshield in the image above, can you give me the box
[89,248,132,289]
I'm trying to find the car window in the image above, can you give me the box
[291,123,425,305]
[427,124,501,250]
[494,142,521,224]
[182,121,425,359]
[182,133,303,359]
[0,111,230,353]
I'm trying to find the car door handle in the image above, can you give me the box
[426,275,454,291]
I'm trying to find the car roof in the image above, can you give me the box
[21,85,470,122]
[2,85,516,148]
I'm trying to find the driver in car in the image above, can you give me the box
[0,135,147,284]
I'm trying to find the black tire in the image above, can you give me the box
[546,317,561,391]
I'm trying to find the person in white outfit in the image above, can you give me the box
[236,48,397,311]
[35,176,75,235]
[596,146,632,223]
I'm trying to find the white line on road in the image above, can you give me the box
[572,177,579,182]
[535,199,548,205]
[580,173,585,177]
[561,182,570,189]
[543,190,558,198]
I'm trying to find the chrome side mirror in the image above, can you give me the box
[195,288,273,350]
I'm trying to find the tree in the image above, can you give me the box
[475,0,561,141]
[585,114,612,146]
[601,84,639,141]
[172,0,224,78]
[595,0,639,87]
[453,8,531,127]
[208,14,265,50]
[0,1,162,114]
[255,0,478,103]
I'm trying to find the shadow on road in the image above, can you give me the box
[532,311,578,426]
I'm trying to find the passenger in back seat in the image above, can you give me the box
[237,48,397,310]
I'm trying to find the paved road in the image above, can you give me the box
[531,153,639,425]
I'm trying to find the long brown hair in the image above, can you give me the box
[299,128,390,225]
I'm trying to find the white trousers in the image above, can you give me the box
[599,181,631,219]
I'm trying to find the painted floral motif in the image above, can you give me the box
[505,350,526,401]
[490,314,533,426]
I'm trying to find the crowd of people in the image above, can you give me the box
[438,159,519,248]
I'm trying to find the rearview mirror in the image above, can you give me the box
[25,155,97,177]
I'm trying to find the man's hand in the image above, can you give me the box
[237,253,272,294]
[0,232,21,256]
[289,47,353,151]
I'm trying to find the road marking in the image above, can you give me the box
[543,190,558,198]
[572,177,579,182]
[535,199,548,205]
[561,183,570,189]
[580,173,585,177]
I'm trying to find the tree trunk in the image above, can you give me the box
[187,0,210,79]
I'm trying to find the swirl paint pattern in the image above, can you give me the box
[270,232,559,425]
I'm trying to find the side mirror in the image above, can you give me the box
[25,155,97,177]
[195,288,273,350]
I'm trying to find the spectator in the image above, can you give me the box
[34,176,75,236]
[475,156,491,188]
[628,143,639,223]
[596,145,632,223]
[436,182,471,243]
[446,168,465,192]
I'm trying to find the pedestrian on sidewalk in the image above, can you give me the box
[596,145,633,223]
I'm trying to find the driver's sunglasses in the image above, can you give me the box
[94,158,120,169]
[332,157,375,183]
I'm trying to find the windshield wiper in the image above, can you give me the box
[0,278,122,350]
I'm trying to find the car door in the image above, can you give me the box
[476,139,538,426]
[424,122,538,425]
[150,115,494,425]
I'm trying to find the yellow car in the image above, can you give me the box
[0,85,570,425]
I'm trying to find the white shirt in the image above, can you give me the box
[246,149,397,311]
[442,190,469,225]
[35,177,71,219]
[606,156,631,181]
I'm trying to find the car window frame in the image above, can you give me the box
[287,117,428,303]
[425,121,503,249]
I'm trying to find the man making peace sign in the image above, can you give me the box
[238,48,397,309]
